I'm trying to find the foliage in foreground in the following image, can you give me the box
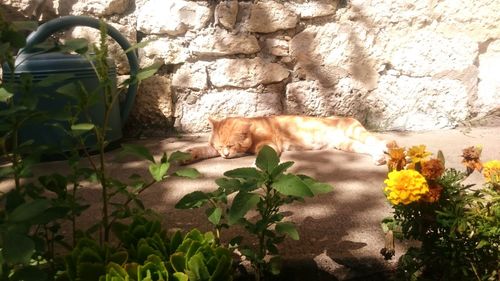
[381,145,499,281]
[176,145,333,280]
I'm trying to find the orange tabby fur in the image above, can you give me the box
[184,115,394,165]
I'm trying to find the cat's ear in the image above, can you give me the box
[208,117,218,128]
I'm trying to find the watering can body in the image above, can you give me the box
[2,52,122,149]
[1,16,139,151]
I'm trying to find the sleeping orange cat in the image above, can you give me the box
[184,115,394,165]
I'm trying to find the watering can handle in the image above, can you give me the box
[22,16,140,126]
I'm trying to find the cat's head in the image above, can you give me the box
[208,117,253,158]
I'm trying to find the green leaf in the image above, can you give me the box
[207,207,222,225]
[35,73,74,87]
[148,162,170,181]
[3,232,35,264]
[174,168,201,179]
[299,175,333,195]
[275,222,300,240]
[173,272,189,281]
[437,150,445,166]
[0,166,14,178]
[224,167,263,180]
[10,266,47,281]
[61,38,89,54]
[71,123,95,133]
[12,21,38,31]
[124,39,154,53]
[256,145,280,173]
[272,174,314,198]
[135,63,161,83]
[170,253,186,272]
[270,161,295,178]
[56,83,80,100]
[228,192,260,225]
[168,151,192,163]
[476,240,489,249]
[175,191,209,209]
[9,199,51,222]
[0,87,13,102]
[268,256,282,275]
[121,143,155,162]
[187,253,211,281]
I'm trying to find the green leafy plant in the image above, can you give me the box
[1,15,201,280]
[96,224,233,281]
[176,145,333,280]
[381,145,500,281]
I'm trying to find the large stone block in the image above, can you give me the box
[290,22,379,90]
[366,75,471,130]
[172,61,209,90]
[209,58,289,88]
[215,0,238,30]
[389,30,478,77]
[189,29,260,57]
[476,40,500,117]
[61,0,130,16]
[244,1,299,33]
[138,36,190,67]
[129,75,174,128]
[348,0,433,30]
[174,85,283,132]
[137,0,211,35]
[285,0,338,19]
[434,0,500,42]
[285,78,371,121]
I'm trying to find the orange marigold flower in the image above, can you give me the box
[421,159,445,180]
[387,147,406,171]
[421,184,443,203]
[482,160,500,184]
[461,146,482,175]
[384,170,429,205]
[408,145,432,164]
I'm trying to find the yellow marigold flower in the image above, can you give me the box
[421,159,445,181]
[421,184,443,203]
[482,160,500,184]
[408,145,432,164]
[387,147,406,172]
[384,170,430,205]
[462,146,482,175]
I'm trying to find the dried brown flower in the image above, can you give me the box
[421,159,445,181]
[421,184,443,203]
[461,146,482,175]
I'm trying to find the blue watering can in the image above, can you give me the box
[2,16,139,149]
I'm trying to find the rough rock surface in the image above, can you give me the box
[137,0,211,35]
[172,62,209,90]
[129,75,173,129]
[476,40,500,117]
[244,1,299,33]
[209,58,289,88]
[189,29,260,57]
[215,0,238,30]
[367,75,470,130]
[174,85,283,132]
[138,37,190,67]
[4,0,499,133]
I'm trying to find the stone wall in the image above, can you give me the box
[2,0,500,132]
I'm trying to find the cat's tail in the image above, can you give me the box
[181,145,220,165]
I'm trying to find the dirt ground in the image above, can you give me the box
[1,118,499,280]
